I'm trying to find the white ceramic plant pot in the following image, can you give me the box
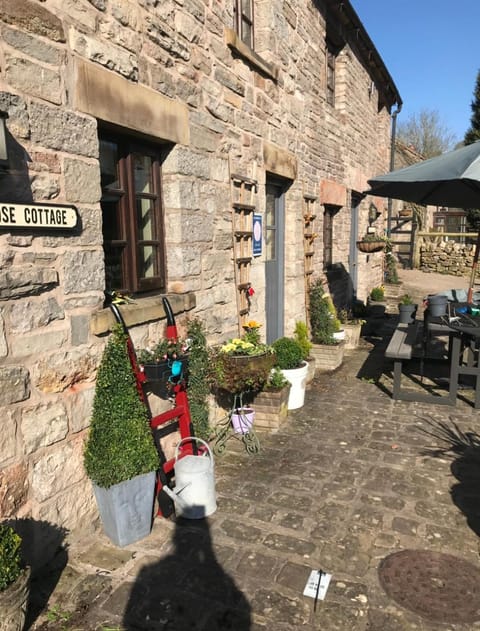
[333,329,345,341]
[280,361,308,410]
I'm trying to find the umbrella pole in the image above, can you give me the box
[467,231,480,303]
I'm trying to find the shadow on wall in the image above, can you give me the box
[0,124,35,204]
[418,417,480,537]
[123,518,252,630]
[325,263,354,309]
[4,517,69,629]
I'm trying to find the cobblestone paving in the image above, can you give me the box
[31,316,480,630]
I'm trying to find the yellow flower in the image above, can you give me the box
[243,320,262,329]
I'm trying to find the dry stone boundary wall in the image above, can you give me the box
[419,240,475,277]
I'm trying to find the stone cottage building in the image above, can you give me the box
[0,0,401,547]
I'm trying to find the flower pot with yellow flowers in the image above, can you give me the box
[213,321,276,395]
[212,321,275,454]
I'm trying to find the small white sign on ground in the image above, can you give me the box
[303,570,332,602]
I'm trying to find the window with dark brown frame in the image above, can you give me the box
[234,0,254,48]
[326,39,336,107]
[99,132,166,294]
[323,205,339,269]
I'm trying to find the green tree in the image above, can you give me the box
[464,69,480,145]
[397,108,456,157]
[465,208,480,230]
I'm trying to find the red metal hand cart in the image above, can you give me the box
[110,298,195,518]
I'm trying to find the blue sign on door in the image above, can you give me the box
[253,214,262,256]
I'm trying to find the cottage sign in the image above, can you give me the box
[0,203,79,230]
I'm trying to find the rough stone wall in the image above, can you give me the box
[420,240,475,276]
[0,0,394,543]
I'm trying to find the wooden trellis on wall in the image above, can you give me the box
[229,167,258,334]
[303,193,318,326]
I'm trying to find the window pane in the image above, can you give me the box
[100,140,120,190]
[133,153,152,194]
[241,0,252,20]
[104,245,124,291]
[323,209,333,267]
[241,19,252,46]
[138,245,155,279]
[101,199,122,241]
[136,198,154,240]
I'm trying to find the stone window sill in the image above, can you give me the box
[224,28,279,82]
[90,292,196,336]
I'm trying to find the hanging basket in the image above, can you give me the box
[356,240,386,253]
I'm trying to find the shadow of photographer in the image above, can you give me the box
[123,517,251,630]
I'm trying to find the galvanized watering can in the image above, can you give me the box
[162,437,217,519]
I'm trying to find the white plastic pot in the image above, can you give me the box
[280,361,309,410]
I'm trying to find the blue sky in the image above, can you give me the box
[351,1,480,146]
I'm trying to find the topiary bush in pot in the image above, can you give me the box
[271,337,308,410]
[84,324,159,488]
[308,279,337,345]
[308,278,345,371]
[84,324,159,546]
[272,337,304,370]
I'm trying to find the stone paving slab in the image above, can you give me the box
[30,315,480,630]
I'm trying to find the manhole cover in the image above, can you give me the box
[378,549,480,624]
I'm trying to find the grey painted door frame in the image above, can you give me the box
[349,194,361,298]
[265,178,286,344]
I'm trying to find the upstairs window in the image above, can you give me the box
[234,0,254,48]
[326,39,337,107]
[99,132,166,294]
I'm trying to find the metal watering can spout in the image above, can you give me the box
[161,483,191,510]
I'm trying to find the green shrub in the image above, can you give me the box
[265,367,289,390]
[272,337,304,370]
[84,324,159,488]
[370,286,385,301]
[294,321,312,360]
[186,318,211,440]
[0,524,22,591]
[399,293,415,305]
[324,294,342,332]
[308,279,337,344]
[385,252,399,284]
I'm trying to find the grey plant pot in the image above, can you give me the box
[93,471,156,547]
[398,303,417,324]
[427,294,448,317]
